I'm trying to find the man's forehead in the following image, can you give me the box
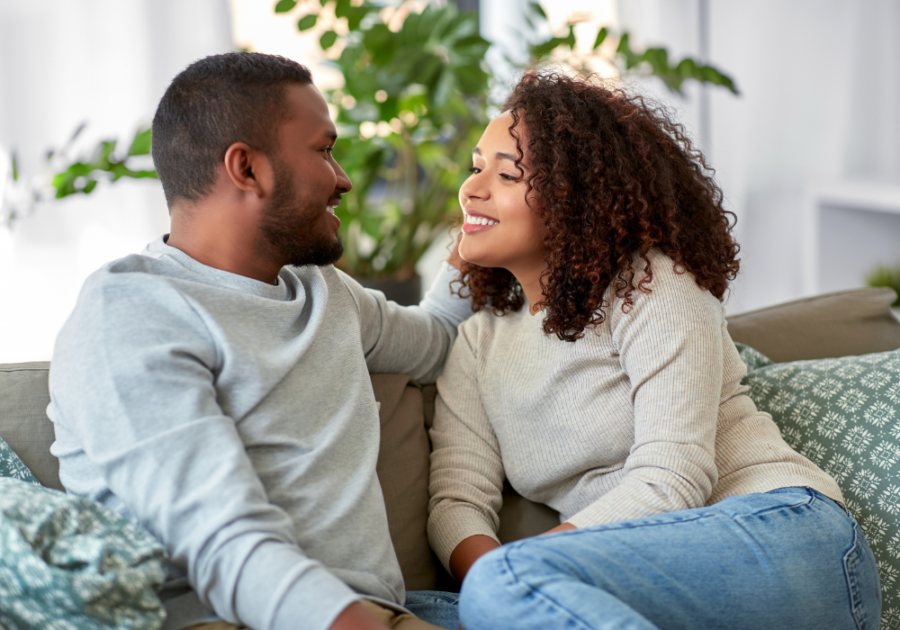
[283,83,335,137]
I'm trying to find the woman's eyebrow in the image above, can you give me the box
[472,147,517,162]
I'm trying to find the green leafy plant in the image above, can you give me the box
[32,0,738,282]
[523,3,737,96]
[865,263,900,307]
[48,126,156,198]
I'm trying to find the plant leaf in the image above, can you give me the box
[528,2,547,20]
[127,128,152,156]
[274,0,297,13]
[592,26,608,50]
[297,13,318,31]
[320,30,338,49]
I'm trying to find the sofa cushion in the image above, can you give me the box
[726,287,900,362]
[0,436,40,485]
[736,343,900,622]
[0,362,60,490]
[0,478,168,630]
[371,374,435,591]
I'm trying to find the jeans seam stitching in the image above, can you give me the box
[500,548,595,630]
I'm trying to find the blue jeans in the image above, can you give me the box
[406,589,460,629]
[461,488,881,630]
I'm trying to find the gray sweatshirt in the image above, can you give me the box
[47,237,472,630]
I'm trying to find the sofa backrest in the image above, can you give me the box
[1,286,898,593]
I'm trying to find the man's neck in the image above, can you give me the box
[167,199,283,285]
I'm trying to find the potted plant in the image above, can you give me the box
[21,1,737,304]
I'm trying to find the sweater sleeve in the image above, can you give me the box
[339,263,474,384]
[426,320,504,570]
[48,272,358,630]
[567,258,723,528]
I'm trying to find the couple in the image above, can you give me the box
[47,52,880,630]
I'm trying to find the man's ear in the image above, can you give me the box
[223,142,272,199]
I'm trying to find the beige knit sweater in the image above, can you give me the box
[427,249,843,568]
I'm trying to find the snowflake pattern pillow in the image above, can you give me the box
[0,478,168,630]
[0,436,40,485]
[737,344,900,627]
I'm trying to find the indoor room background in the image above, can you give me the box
[1,0,898,363]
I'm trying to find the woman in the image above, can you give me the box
[427,72,881,630]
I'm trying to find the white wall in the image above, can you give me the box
[619,0,900,312]
[0,0,232,363]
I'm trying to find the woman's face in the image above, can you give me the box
[458,113,546,277]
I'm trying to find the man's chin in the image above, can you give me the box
[287,235,344,268]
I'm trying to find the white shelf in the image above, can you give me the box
[801,180,900,295]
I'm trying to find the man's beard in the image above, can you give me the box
[259,158,344,267]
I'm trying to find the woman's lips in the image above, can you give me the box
[461,211,499,234]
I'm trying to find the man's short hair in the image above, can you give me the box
[151,52,313,206]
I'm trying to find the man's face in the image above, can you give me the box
[259,83,351,267]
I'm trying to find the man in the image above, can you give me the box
[47,53,469,630]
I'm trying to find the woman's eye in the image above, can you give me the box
[500,173,517,181]
[468,166,482,174]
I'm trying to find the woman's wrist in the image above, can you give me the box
[542,522,577,535]
[448,535,501,583]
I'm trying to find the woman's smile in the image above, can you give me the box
[461,210,500,233]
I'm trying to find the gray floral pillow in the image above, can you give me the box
[0,436,40,485]
[737,344,900,628]
[0,478,168,630]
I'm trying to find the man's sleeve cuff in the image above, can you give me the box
[234,541,360,630]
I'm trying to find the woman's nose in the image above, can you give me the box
[460,172,487,201]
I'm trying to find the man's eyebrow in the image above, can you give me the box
[471,147,517,162]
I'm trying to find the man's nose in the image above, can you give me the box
[334,161,352,193]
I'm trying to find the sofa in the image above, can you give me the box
[1,286,899,627]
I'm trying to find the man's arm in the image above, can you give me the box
[48,272,360,630]
[340,261,474,382]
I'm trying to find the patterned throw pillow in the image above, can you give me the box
[0,478,168,630]
[0,436,40,485]
[737,344,900,627]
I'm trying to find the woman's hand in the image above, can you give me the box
[448,535,501,582]
[542,522,577,535]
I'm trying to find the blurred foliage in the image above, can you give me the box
[865,263,900,307]
[48,126,156,199]
[39,0,738,280]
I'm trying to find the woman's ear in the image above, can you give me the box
[223,142,272,199]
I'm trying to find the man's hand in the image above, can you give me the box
[329,602,391,630]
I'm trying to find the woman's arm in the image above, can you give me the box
[448,535,501,582]
[428,322,506,574]
[567,258,726,528]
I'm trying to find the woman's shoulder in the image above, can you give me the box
[608,249,725,321]
[457,304,530,349]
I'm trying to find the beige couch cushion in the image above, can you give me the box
[371,374,435,591]
[726,287,900,362]
[0,362,60,490]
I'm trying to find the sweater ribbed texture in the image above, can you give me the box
[427,250,843,568]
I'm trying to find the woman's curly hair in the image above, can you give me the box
[455,71,740,342]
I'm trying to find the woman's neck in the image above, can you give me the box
[512,266,547,315]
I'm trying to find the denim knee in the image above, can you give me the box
[459,545,520,629]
